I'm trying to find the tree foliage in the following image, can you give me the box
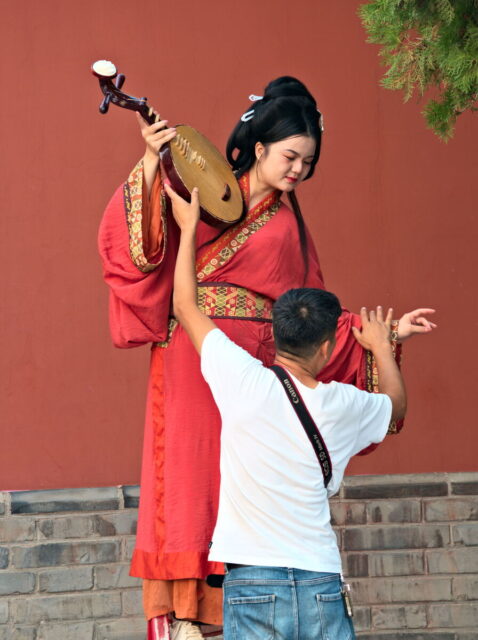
[359,0,478,140]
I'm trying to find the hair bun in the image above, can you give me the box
[263,76,317,108]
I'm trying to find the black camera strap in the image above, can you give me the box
[270,365,332,488]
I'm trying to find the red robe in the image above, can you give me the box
[99,162,401,588]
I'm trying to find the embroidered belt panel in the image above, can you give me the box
[153,285,273,348]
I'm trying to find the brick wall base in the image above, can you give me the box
[0,472,477,639]
[0,486,144,640]
[333,472,478,639]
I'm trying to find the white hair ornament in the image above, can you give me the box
[240,94,263,122]
[240,92,325,132]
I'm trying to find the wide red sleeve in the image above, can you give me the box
[98,161,180,348]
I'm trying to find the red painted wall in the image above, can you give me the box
[2,1,477,489]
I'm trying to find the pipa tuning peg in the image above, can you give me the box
[99,94,111,114]
[115,74,125,90]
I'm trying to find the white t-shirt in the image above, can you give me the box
[201,329,391,573]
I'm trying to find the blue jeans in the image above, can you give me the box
[223,566,356,640]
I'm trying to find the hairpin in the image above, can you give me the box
[240,92,325,132]
[240,110,255,122]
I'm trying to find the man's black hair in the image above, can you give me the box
[272,288,341,359]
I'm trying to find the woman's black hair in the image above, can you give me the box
[203,76,322,279]
[226,76,322,180]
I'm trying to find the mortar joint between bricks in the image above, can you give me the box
[5,492,12,517]
[117,486,125,510]
[444,472,451,496]
[34,570,40,593]
[34,516,45,541]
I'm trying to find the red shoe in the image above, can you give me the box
[148,615,171,640]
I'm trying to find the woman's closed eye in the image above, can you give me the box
[284,154,312,165]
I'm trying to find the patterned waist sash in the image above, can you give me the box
[197,283,273,321]
[153,284,273,348]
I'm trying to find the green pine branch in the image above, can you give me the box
[359,0,478,140]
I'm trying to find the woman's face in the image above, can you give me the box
[255,135,316,192]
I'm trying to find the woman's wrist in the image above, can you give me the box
[144,147,160,165]
[390,320,400,343]
[180,222,199,236]
[142,150,160,195]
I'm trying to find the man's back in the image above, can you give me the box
[202,328,391,573]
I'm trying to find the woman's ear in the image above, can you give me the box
[255,142,265,161]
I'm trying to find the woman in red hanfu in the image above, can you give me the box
[99,77,435,640]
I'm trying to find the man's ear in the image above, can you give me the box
[319,336,336,363]
[318,340,330,361]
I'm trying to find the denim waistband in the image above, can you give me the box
[224,565,341,585]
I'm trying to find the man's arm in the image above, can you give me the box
[352,307,407,422]
[165,183,216,354]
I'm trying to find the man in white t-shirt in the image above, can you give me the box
[165,185,407,640]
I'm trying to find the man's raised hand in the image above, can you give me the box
[164,183,200,232]
[352,306,393,353]
[353,306,407,420]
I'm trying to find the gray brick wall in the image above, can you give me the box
[334,472,478,638]
[0,473,476,638]
[0,486,145,639]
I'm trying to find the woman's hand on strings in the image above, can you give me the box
[164,183,200,232]
[136,111,177,159]
[396,308,437,342]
